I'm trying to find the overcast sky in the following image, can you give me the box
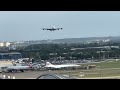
[0,11,120,41]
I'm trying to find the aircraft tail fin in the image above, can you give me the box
[28,64,32,68]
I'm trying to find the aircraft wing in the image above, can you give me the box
[42,28,53,30]
[56,28,63,30]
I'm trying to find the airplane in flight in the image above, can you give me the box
[44,62,81,69]
[42,26,63,31]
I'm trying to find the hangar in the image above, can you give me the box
[0,52,22,60]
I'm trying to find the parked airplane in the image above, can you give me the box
[6,65,32,72]
[44,62,81,69]
[0,64,32,73]
[42,26,63,31]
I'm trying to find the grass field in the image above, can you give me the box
[58,69,120,78]
[82,59,120,68]
[57,59,120,79]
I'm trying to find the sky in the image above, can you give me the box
[0,11,120,41]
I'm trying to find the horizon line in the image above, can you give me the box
[0,35,119,42]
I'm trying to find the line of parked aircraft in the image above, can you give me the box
[0,61,80,73]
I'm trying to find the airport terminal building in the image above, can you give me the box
[0,52,22,60]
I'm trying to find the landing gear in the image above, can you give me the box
[20,70,24,72]
[7,69,24,73]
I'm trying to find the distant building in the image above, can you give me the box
[9,44,16,50]
[5,42,11,47]
[0,42,11,47]
[0,52,22,60]
[0,42,4,47]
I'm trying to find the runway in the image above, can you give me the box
[1,70,63,79]
[2,69,120,79]
[79,76,120,79]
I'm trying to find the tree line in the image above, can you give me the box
[9,42,120,60]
